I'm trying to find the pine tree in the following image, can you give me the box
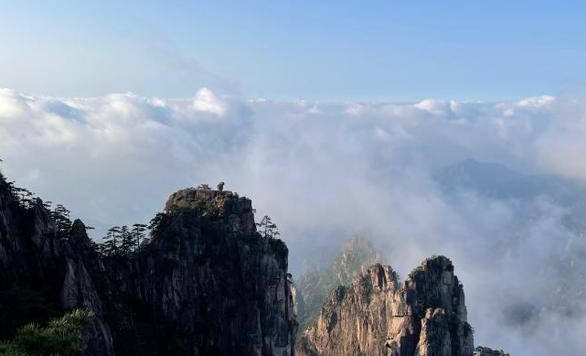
[51,205,72,236]
[131,223,148,249]
[43,201,53,210]
[148,213,166,236]
[14,187,35,208]
[119,225,135,255]
[256,215,280,239]
[100,226,121,256]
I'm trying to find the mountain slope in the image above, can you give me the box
[0,174,297,356]
[296,236,382,330]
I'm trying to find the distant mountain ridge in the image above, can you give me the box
[436,158,586,334]
[435,158,586,206]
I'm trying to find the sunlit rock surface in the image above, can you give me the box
[296,257,474,356]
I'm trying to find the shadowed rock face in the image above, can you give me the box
[0,177,297,356]
[0,177,114,356]
[296,257,474,356]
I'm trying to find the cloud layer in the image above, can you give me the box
[2,88,586,355]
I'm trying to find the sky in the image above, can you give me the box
[2,1,586,355]
[1,0,585,101]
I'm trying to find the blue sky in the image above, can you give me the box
[0,0,585,100]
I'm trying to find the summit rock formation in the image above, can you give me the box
[0,175,297,356]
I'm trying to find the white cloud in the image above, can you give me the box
[517,95,556,108]
[192,87,227,116]
[1,88,586,355]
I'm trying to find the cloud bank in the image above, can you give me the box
[1,88,586,355]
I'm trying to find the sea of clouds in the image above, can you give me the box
[1,87,586,355]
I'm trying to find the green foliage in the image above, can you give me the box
[0,309,93,356]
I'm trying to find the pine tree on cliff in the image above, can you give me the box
[131,223,148,249]
[256,215,280,239]
[148,213,166,236]
[100,226,121,256]
[119,225,135,255]
[51,204,73,236]
[13,187,35,208]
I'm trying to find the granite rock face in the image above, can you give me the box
[296,258,474,356]
[0,176,297,356]
[296,236,382,330]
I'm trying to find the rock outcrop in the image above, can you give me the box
[0,176,297,356]
[296,258,474,356]
[296,236,382,330]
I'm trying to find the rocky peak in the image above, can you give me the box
[406,256,467,319]
[165,186,229,210]
[0,174,297,356]
[296,235,383,330]
[164,185,256,234]
[296,256,474,356]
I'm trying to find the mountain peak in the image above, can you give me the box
[296,257,473,356]
[165,184,239,211]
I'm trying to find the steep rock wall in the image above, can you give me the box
[296,258,474,356]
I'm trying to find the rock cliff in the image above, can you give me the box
[0,176,297,356]
[296,258,475,356]
[296,236,382,330]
